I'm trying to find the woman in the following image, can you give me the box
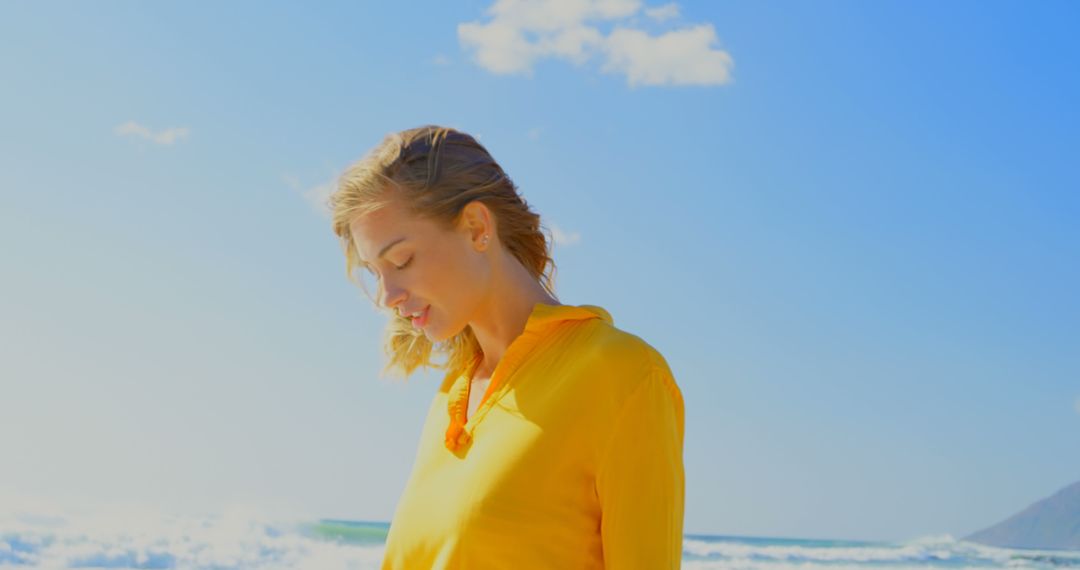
[329,125,685,569]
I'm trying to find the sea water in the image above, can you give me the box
[2,505,1078,569]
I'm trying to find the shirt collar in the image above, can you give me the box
[524,302,613,331]
[443,302,612,453]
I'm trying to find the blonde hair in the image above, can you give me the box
[330,125,558,380]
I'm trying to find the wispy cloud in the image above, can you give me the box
[644,2,679,22]
[549,221,581,246]
[527,126,544,140]
[113,121,190,145]
[432,53,452,66]
[457,0,733,87]
[284,174,334,219]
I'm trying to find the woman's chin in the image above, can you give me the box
[425,324,466,344]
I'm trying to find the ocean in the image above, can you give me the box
[2,506,1078,569]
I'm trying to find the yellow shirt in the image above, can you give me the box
[380,302,685,569]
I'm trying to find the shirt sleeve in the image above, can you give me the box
[595,364,686,569]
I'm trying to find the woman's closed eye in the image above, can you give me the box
[394,255,414,271]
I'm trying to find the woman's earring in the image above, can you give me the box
[481,235,489,247]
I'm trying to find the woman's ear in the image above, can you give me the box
[459,201,495,251]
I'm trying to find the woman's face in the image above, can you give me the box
[348,198,491,342]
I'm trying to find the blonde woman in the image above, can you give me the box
[330,125,685,569]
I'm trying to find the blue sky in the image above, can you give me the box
[1,0,1078,542]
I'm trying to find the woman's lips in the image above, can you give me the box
[411,305,430,328]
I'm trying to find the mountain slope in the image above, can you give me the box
[964,479,1080,550]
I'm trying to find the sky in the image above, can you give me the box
[1,0,1078,543]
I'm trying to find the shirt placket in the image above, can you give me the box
[444,324,556,452]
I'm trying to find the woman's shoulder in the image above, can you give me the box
[569,319,679,400]
[589,322,667,365]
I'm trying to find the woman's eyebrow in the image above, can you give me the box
[361,236,408,265]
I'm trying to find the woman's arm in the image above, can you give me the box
[595,363,686,569]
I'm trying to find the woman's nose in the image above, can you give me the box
[380,280,407,311]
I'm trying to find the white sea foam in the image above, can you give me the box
[681,533,1080,569]
[4,499,1079,569]
[0,499,385,569]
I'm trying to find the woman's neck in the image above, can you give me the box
[468,251,560,375]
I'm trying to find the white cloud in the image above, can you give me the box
[602,23,733,87]
[644,2,679,22]
[432,53,452,66]
[458,18,599,75]
[113,121,190,145]
[283,174,334,219]
[549,222,581,246]
[457,0,732,87]
[485,0,641,31]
